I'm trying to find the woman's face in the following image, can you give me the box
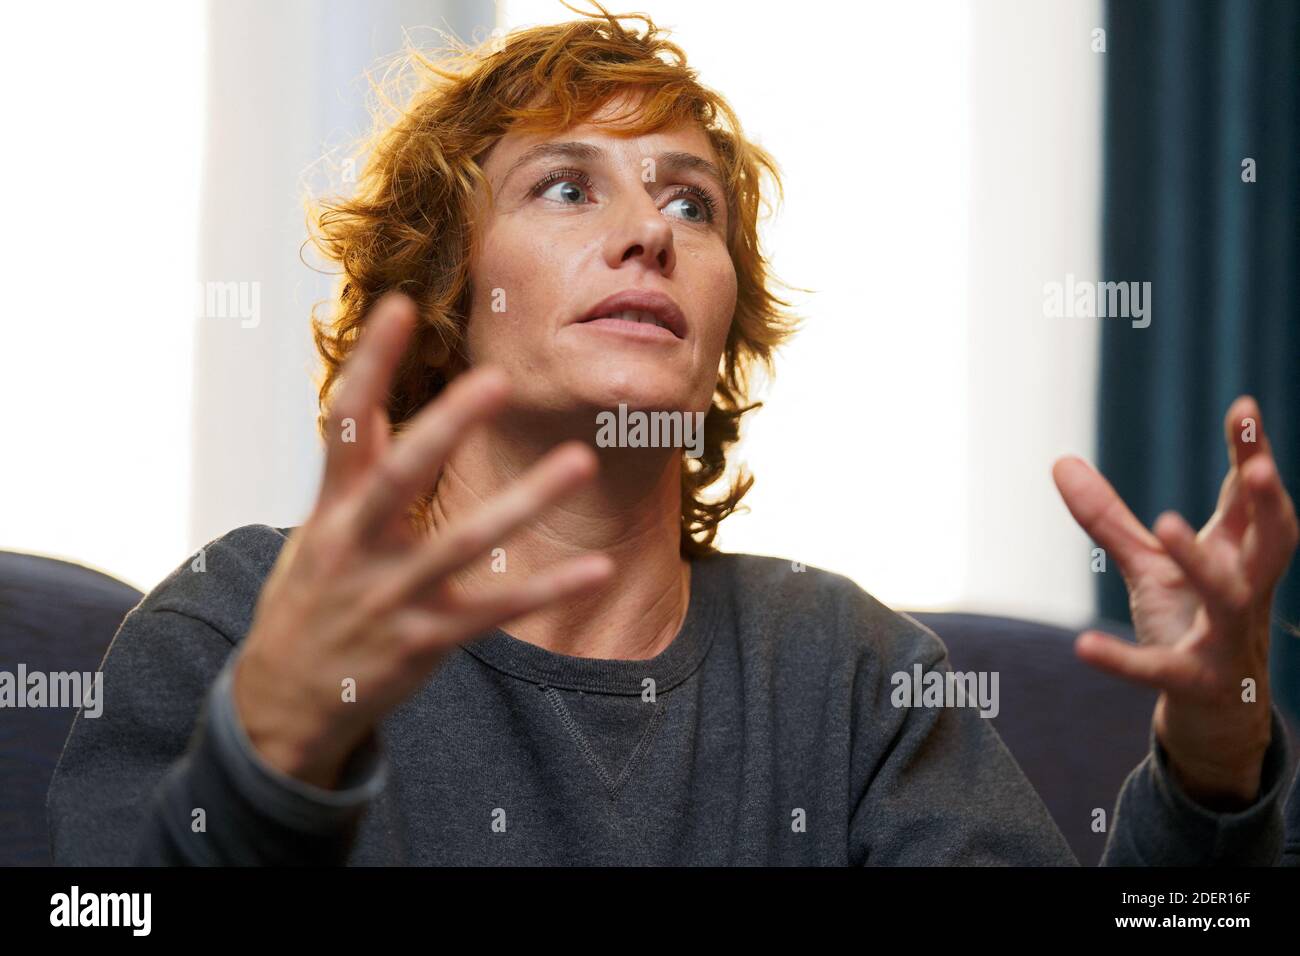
[464,93,738,426]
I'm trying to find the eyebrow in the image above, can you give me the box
[500,140,728,198]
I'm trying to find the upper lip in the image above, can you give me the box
[574,289,687,339]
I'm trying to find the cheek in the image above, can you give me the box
[682,252,737,409]
[699,252,738,356]
[465,228,558,362]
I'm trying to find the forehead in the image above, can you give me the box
[483,94,721,183]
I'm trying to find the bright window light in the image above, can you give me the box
[0,2,205,591]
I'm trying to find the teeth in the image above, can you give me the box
[599,309,667,329]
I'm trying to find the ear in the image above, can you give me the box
[421,325,454,368]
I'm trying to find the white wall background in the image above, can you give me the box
[0,1,205,592]
[962,1,1103,622]
[190,0,490,573]
[1,0,1103,626]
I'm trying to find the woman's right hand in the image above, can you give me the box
[231,292,612,789]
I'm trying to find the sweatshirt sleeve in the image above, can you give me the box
[1099,704,1290,866]
[1282,763,1300,866]
[847,615,1080,865]
[130,647,388,865]
[45,524,387,866]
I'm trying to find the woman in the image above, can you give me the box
[48,7,1297,866]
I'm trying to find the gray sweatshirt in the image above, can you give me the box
[45,523,1291,865]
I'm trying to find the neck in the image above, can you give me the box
[429,416,691,660]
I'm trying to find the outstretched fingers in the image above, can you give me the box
[339,365,513,545]
[388,440,601,606]
[1074,629,1211,697]
[1152,510,1252,614]
[1211,396,1269,538]
[435,553,615,647]
[1198,398,1298,601]
[1224,395,1273,471]
[1241,451,1300,588]
[382,552,614,664]
[1052,455,1162,579]
[319,293,418,506]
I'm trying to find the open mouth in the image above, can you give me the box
[580,309,678,336]
[574,291,688,339]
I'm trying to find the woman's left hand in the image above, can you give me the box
[1052,395,1298,811]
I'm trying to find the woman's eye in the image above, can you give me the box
[664,196,708,223]
[539,179,589,204]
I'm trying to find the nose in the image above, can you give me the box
[604,191,676,276]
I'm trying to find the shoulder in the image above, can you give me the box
[698,550,950,675]
[133,523,294,643]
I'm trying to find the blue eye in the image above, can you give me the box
[664,185,719,224]
[540,179,588,204]
[534,169,593,205]
[664,194,709,223]
[531,169,720,226]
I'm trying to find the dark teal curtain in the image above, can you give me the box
[1098,0,1300,729]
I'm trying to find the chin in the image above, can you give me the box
[566,364,698,414]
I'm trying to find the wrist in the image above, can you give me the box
[1155,685,1274,811]
[1167,754,1264,810]
[1163,717,1272,811]
[231,650,351,789]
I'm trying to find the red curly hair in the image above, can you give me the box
[308,1,800,556]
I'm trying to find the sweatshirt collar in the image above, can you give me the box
[461,553,723,696]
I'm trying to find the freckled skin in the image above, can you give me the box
[464,94,738,426]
